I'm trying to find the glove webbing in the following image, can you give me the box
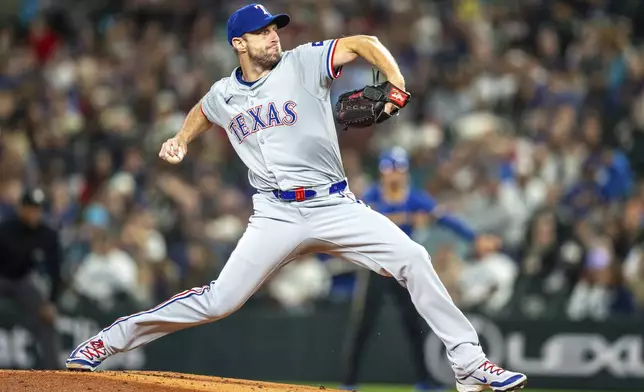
[337,68,381,132]
[372,68,381,85]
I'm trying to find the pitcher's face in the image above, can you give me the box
[239,24,282,69]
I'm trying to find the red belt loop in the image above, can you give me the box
[295,187,305,201]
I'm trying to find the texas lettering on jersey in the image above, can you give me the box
[228,101,298,143]
[199,39,346,191]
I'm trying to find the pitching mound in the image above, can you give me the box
[0,370,337,392]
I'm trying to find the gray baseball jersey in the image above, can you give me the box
[201,39,345,192]
[78,38,492,383]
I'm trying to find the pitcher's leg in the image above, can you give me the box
[315,200,527,391]
[67,197,308,371]
[318,203,484,376]
[105,225,304,352]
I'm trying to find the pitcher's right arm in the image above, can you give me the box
[159,82,221,162]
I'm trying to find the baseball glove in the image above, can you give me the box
[335,81,411,130]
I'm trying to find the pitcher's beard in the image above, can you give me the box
[249,48,282,70]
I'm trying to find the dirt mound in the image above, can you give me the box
[0,370,337,392]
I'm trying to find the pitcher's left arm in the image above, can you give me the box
[333,35,405,92]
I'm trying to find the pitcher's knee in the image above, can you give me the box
[406,241,431,264]
[206,305,238,320]
[204,287,245,320]
[394,241,432,277]
[205,295,241,319]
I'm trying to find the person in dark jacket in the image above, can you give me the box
[0,187,62,369]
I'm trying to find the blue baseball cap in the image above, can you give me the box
[379,146,409,172]
[227,3,290,46]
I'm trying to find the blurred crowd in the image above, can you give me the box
[2,0,644,322]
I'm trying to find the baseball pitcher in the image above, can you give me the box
[66,4,527,392]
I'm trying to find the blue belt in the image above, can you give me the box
[272,179,348,202]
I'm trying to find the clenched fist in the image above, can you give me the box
[159,137,187,164]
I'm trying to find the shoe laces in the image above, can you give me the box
[79,338,106,361]
[479,360,506,376]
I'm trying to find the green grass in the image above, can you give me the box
[313,386,427,392]
[297,383,605,392]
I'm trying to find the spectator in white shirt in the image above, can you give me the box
[72,230,141,310]
[459,247,519,316]
[499,156,549,253]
